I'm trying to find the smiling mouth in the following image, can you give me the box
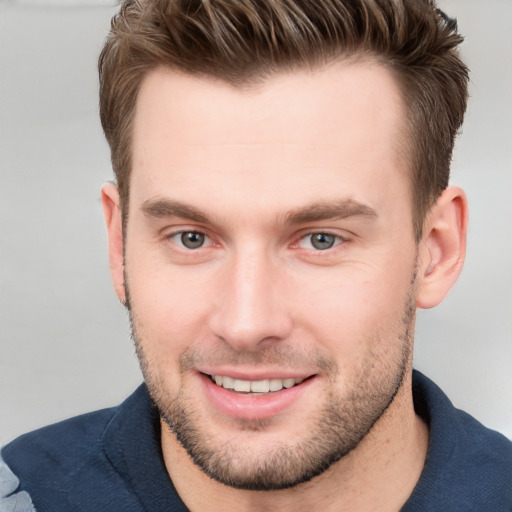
[208,374,309,394]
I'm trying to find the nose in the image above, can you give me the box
[209,247,293,351]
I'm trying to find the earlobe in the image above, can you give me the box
[416,187,468,309]
[101,182,126,305]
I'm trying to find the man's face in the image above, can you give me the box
[123,62,419,489]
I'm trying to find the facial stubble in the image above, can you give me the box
[126,273,416,491]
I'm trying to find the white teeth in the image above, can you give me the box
[250,380,270,393]
[222,376,235,389]
[283,378,296,389]
[269,379,283,391]
[211,375,305,393]
[233,379,251,392]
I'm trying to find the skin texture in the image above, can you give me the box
[102,61,467,511]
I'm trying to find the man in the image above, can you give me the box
[1,0,511,510]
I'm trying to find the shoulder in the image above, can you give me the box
[413,370,512,462]
[0,454,36,512]
[1,385,150,512]
[1,406,119,512]
[406,370,512,511]
[2,404,118,478]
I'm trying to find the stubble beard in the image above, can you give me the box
[126,277,416,491]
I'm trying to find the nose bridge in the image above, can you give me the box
[210,241,291,350]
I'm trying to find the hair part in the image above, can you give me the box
[99,0,469,241]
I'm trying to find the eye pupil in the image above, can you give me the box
[181,231,205,249]
[311,233,335,250]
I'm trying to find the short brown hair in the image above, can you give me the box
[99,0,469,239]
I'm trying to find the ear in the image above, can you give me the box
[416,186,468,309]
[101,182,126,305]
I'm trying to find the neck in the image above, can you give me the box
[161,371,428,512]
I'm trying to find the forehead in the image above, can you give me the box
[129,61,409,221]
[133,60,406,147]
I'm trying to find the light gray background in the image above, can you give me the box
[1,0,510,445]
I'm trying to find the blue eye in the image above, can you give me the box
[177,231,206,249]
[299,233,341,250]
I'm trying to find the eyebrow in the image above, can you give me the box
[142,198,210,223]
[141,197,378,226]
[283,199,378,225]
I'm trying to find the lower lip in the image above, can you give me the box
[199,373,314,421]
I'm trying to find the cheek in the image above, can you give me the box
[290,256,416,354]
[126,262,216,362]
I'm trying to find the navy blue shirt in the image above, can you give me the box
[2,371,512,511]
